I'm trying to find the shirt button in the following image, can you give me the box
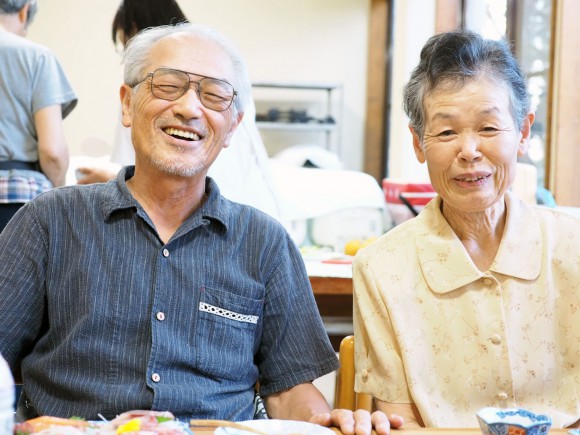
[491,334,502,345]
[361,369,369,379]
[497,392,508,400]
[156,312,165,321]
[483,278,493,286]
[152,373,160,382]
[162,248,170,258]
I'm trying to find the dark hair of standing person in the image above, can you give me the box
[111,0,189,46]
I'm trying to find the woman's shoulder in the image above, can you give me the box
[532,204,580,228]
[354,217,421,264]
[532,205,580,247]
[354,197,445,266]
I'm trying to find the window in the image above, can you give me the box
[464,0,552,189]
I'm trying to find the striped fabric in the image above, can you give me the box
[0,167,338,422]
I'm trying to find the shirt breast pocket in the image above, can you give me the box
[194,287,262,381]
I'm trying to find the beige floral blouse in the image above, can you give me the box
[353,191,580,428]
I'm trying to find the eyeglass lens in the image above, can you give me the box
[150,68,235,111]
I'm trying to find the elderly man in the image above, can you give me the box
[0,23,401,434]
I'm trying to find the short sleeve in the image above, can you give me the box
[353,253,413,403]
[255,233,339,396]
[31,49,77,118]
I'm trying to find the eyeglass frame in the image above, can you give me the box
[132,67,238,112]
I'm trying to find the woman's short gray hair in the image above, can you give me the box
[402,30,530,140]
[122,23,250,116]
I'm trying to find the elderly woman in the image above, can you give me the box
[353,30,580,429]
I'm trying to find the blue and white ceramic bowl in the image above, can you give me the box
[476,407,552,435]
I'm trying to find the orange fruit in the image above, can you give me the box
[344,239,362,256]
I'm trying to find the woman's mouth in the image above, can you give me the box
[457,175,489,182]
[454,173,491,186]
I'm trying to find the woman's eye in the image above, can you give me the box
[438,130,454,137]
[482,126,498,132]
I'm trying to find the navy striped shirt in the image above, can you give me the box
[0,167,338,422]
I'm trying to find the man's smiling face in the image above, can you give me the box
[121,32,241,178]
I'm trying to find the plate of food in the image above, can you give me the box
[14,410,193,434]
[210,419,335,435]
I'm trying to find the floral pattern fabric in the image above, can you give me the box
[353,192,580,428]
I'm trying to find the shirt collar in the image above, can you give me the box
[415,191,542,294]
[99,166,230,232]
[490,191,542,279]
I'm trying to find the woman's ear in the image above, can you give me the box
[518,112,535,157]
[410,125,426,163]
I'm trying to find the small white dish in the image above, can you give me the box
[476,407,552,435]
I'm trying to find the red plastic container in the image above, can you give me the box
[382,179,436,225]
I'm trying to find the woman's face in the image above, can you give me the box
[412,78,534,214]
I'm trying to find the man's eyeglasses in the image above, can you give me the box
[135,67,237,112]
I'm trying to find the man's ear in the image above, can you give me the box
[17,4,29,25]
[410,125,426,163]
[518,112,535,157]
[15,3,30,35]
[223,111,244,148]
[120,84,133,128]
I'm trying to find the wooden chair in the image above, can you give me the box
[334,335,373,411]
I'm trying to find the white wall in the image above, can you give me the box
[27,0,372,171]
[386,0,434,182]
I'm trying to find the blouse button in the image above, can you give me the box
[491,334,502,345]
[483,278,493,286]
[361,369,369,379]
[152,373,161,383]
[156,312,165,321]
[497,392,508,401]
[162,248,170,258]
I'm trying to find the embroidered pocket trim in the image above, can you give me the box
[199,301,259,324]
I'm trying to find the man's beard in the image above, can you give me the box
[149,117,211,177]
[150,151,207,177]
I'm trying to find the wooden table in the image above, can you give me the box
[192,427,570,435]
[307,261,353,318]
[309,275,352,296]
[396,430,568,434]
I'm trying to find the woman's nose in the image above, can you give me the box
[458,134,482,162]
